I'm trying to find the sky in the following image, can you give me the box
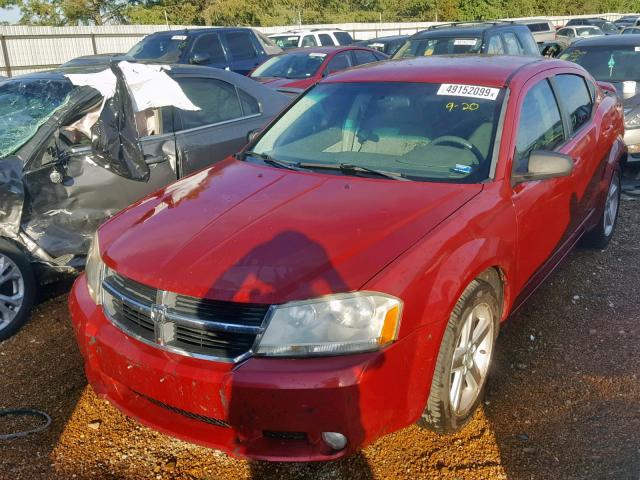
[0,7,20,24]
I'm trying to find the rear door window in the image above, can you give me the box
[238,89,261,116]
[191,34,226,64]
[554,74,593,132]
[225,32,257,60]
[325,52,352,74]
[174,77,243,130]
[318,33,334,46]
[334,32,354,45]
[352,50,378,65]
[514,79,566,172]
[502,32,524,55]
[487,35,505,54]
[301,35,317,47]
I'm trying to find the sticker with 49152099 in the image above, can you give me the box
[437,83,500,100]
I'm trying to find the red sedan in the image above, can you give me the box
[250,46,388,90]
[70,56,625,461]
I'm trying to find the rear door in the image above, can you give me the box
[510,70,599,298]
[171,75,264,175]
[222,30,261,75]
[188,33,230,69]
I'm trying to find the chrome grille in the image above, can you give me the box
[102,272,270,362]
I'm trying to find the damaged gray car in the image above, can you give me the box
[0,63,291,340]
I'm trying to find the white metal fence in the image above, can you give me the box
[0,13,625,77]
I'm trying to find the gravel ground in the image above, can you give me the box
[1,198,639,480]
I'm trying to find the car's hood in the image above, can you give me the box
[101,159,483,304]
[254,76,315,89]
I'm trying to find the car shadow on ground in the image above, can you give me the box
[483,198,640,479]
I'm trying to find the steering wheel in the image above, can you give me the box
[430,135,484,167]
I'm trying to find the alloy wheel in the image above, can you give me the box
[0,254,25,332]
[449,303,495,415]
[603,173,620,237]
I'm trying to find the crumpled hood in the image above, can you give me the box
[101,159,483,304]
[255,76,314,90]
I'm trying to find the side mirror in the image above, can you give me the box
[246,128,261,143]
[190,53,211,65]
[513,151,573,184]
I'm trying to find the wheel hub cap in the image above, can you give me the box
[449,303,495,416]
[0,254,25,332]
[603,174,619,237]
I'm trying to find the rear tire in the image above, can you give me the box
[582,167,621,249]
[419,279,499,434]
[0,239,36,342]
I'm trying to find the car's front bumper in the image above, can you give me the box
[69,275,433,461]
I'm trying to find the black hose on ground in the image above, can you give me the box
[0,408,52,440]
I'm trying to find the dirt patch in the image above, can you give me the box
[1,199,639,480]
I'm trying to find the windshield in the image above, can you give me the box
[250,82,504,183]
[394,37,482,58]
[127,33,190,62]
[271,35,300,49]
[251,52,326,79]
[0,78,74,158]
[560,46,640,82]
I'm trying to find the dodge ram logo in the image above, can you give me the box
[150,303,175,345]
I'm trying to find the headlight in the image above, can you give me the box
[254,292,402,357]
[85,231,105,305]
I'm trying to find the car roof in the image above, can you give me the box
[570,34,640,47]
[412,21,523,38]
[270,29,346,35]
[322,55,547,87]
[360,35,408,41]
[6,62,228,81]
[283,46,377,55]
[148,27,253,36]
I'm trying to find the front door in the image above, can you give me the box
[21,109,177,261]
[509,75,576,296]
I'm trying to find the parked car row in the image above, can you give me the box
[0,15,634,465]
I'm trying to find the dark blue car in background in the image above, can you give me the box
[63,27,282,76]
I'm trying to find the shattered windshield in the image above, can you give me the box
[0,78,74,158]
[127,34,190,63]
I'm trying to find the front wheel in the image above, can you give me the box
[419,279,499,434]
[0,239,36,342]
[582,167,621,249]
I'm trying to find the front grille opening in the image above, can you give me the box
[102,272,270,360]
[263,430,308,441]
[133,390,230,428]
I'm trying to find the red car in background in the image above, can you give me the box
[70,56,625,462]
[250,46,388,91]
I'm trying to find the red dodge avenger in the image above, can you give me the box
[70,56,625,461]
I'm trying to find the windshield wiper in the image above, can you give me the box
[297,162,409,181]
[242,151,304,171]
